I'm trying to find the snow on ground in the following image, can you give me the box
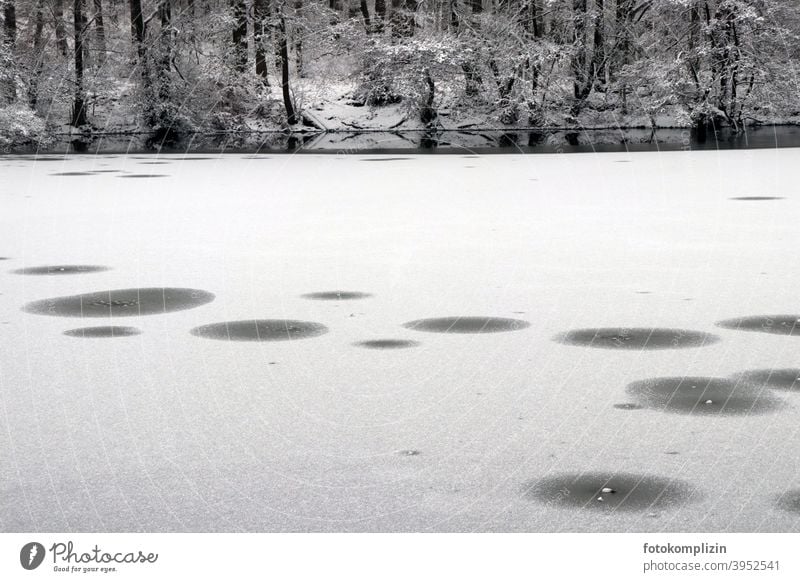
[1,148,799,532]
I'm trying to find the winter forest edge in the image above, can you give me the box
[0,0,799,148]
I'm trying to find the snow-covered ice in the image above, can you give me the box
[1,148,799,532]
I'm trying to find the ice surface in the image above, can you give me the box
[1,149,799,532]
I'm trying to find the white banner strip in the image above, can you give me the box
[2,533,798,582]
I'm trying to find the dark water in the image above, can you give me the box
[191,319,329,342]
[735,369,800,392]
[729,196,785,201]
[4,125,800,155]
[626,376,783,415]
[354,339,420,350]
[302,291,372,301]
[775,490,800,514]
[717,315,800,336]
[11,265,109,276]
[554,328,719,350]
[63,326,142,338]
[403,316,530,334]
[23,288,215,317]
[117,174,169,179]
[523,472,697,512]
[613,403,644,411]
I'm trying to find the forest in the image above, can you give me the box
[0,0,799,146]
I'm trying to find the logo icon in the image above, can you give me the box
[20,542,46,570]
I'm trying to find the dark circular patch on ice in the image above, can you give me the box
[23,288,215,317]
[403,316,530,334]
[626,376,783,415]
[729,196,785,201]
[11,264,109,276]
[554,327,719,350]
[301,291,372,301]
[50,171,95,176]
[354,339,420,350]
[191,319,328,342]
[138,161,171,165]
[63,326,142,338]
[117,174,169,179]
[717,315,800,336]
[0,257,10,260]
[613,403,644,411]
[361,157,412,162]
[735,369,800,392]
[775,490,800,514]
[523,472,697,512]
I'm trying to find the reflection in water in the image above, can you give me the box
[5,125,800,155]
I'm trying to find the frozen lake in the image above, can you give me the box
[1,149,799,532]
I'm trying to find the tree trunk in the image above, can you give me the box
[294,0,303,75]
[571,0,591,116]
[254,0,270,84]
[156,0,172,125]
[129,0,152,123]
[593,0,605,90]
[54,0,69,56]
[232,0,247,71]
[2,0,16,103]
[277,9,297,125]
[94,0,106,60]
[29,0,45,108]
[72,0,87,126]
[375,0,386,32]
[359,0,371,33]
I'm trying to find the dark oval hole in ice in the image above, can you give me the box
[626,376,784,415]
[23,287,215,317]
[403,316,530,334]
[50,171,95,176]
[11,264,110,276]
[63,326,142,338]
[717,315,800,336]
[301,291,372,301]
[191,319,329,342]
[361,157,412,162]
[138,161,171,165]
[734,369,800,392]
[729,196,785,201]
[522,472,698,512]
[613,403,644,411]
[554,327,720,350]
[354,339,420,350]
[775,490,800,514]
[117,174,169,179]
[90,170,122,173]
